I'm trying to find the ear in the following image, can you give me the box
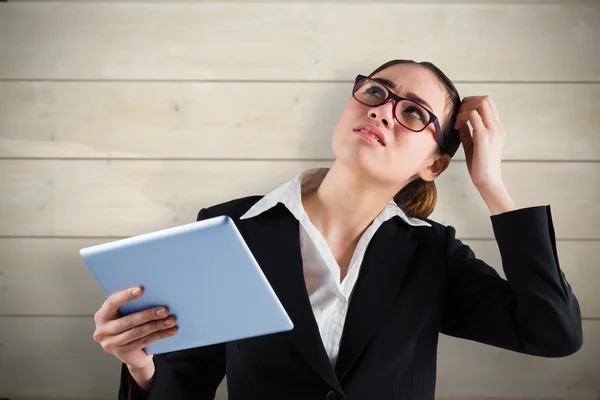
[417,153,451,182]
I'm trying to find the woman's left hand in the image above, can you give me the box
[454,95,517,214]
[454,95,505,191]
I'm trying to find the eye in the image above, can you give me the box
[364,85,386,99]
[402,105,426,122]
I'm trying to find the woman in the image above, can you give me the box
[93,59,583,400]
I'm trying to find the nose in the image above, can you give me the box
[368,100,395,128]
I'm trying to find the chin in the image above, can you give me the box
[333,143,384,180]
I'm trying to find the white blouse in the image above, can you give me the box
[240,168,430,366]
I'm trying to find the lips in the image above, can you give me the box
[354,123,386,146]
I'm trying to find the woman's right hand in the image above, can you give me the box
[93,287,178,369]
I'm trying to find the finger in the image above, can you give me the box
[103,305,172,336]
[453,110,472,129]
[113,316,177,347]
[454,107,481,130]
[454,100,482,128]
[460,96,487,105]
[458,96,489,112]
[486,97,500,122]
[95,287,143,324]
[467,110,486,134]
[120,326,179,353]
[487,98,505,133]
[480,100,495,129]
[455,96,497,128]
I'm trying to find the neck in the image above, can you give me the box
[302,161,405,243]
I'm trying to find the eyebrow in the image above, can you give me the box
[373,77,434,112]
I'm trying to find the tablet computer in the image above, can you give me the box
[80,215,293,355]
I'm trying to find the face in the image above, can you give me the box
[332,63,451,189]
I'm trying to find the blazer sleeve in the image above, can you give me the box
[117,207,226,400]
[440,205,583,357]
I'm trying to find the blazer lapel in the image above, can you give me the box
[241,205,342,392]
[334,218,418,381]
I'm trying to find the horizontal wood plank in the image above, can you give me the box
[0,238,597,318]
[1,81,598,161]
[7,0,600,3]
[0,318,597,398]
[1,160,598,239]
[435,321,600,398]
[0,315,225,399]
[0,3,598,81]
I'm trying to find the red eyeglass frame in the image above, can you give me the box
[352,74,445,153]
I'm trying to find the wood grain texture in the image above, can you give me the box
[1,160,598,239]
[0,238,597,318]
[0,1,598,399]
[6,0,600,3]
[0,318,597,399]
[0,3,598,81]
[1,81,598,161]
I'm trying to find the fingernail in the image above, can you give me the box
[156,308,167,317]
[164,318,175,326]
[131,288,141,296]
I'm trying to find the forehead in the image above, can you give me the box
[371,63,447,122]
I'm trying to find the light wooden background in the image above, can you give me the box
[0,1,599,399]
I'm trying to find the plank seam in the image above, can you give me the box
[1,157,599,163]
[0,236,598,241]
[1,315,598,320]
[0,78,599,84]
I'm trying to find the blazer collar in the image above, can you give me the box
[240,167,431,228]
[239,203,419,389]
[240,204,342,392]
[334,217,418,381]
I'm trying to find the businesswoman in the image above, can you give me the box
[92,59,583,400]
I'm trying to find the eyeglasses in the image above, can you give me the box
[352,74,444,152]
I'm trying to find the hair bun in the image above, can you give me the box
[394,179,437,219]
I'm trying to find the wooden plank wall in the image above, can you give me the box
[0,1,599,399]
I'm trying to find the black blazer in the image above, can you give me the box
[119,196,583,400]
